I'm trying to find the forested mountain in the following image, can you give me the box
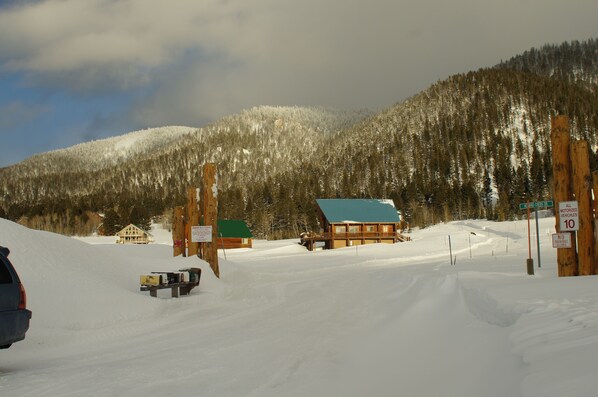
[496,38,598,86]
[1,39,597,238]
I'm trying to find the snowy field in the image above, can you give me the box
[1,216,598,397]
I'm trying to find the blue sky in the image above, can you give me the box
[1,0,597,167]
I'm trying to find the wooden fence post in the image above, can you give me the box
[551,115,578,276]
[202,163,220,278]
[172,206,186,257]
[571,140,594,275]
[187,187,200,257]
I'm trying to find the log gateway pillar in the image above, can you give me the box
[593,171,598,274]
[187,187,200,257]
[202,163,220,278]
[172,206,186,257]
[571,140,595,275]
[550,115,578,276]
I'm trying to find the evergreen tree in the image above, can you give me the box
[129,205,151,231]
[481,169,494,219]
[102,208,123,235]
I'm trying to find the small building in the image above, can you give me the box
[217,220,253,249]
[301,199,408,250]
[116,224,153,244]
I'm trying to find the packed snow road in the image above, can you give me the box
[3,250,521,396]
[2,218,598,396]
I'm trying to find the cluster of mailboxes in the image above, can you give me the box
[140,270,196,286]
[139,267,202,297]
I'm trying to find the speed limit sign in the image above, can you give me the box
[558,201,579,231]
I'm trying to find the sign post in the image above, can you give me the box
[526,203,533,275]
[519,200,554,272]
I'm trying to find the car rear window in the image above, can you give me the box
[0,258,13,284]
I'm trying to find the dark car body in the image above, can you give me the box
[0,246,32,349]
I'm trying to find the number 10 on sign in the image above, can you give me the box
[558,201,579,231]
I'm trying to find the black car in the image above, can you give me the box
[0,246,32,349]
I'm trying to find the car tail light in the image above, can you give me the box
[18,283,27,310]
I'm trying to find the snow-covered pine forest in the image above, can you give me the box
[1,39,597,238]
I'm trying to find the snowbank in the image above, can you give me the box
[1,217,598,397]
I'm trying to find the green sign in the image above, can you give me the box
[519,200,554,210]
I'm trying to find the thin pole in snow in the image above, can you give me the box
[526,202,534,275]
[219,232,227,261]
[535,207,542,268]
[469,233,472,259]
[448,235,453,265]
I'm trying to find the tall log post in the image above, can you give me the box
[187,187,200,257]
[550,115,578,276]
[571,140,594,275]
[593,171,598,274]
[172,206,186,257]
[202,163,220,278]
[197,192,204,260]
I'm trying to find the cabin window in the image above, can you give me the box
[365,225,376,233]
[348,225,360,233]
[242,238,248,245]
[334,225,346,234]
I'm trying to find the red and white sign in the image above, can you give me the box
[552,233,572,249]
[558,201,579,231]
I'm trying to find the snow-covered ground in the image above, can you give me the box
[1,217,598,397]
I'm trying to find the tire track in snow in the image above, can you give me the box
[325,269,526,397]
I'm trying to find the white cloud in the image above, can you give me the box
[1,0,597,126]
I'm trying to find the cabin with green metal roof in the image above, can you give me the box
[217,219,253,249]
[301,199,407,250]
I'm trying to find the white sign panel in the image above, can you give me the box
[552,233,572,249]
[558,201,579,231]
[191,226,212,243]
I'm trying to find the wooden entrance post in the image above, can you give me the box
[593,171,598,275]
[550,116,578,276]
[571,140,595,275]
[172,206,186,257]
[187,187,200,257]
[202,163,220,278]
